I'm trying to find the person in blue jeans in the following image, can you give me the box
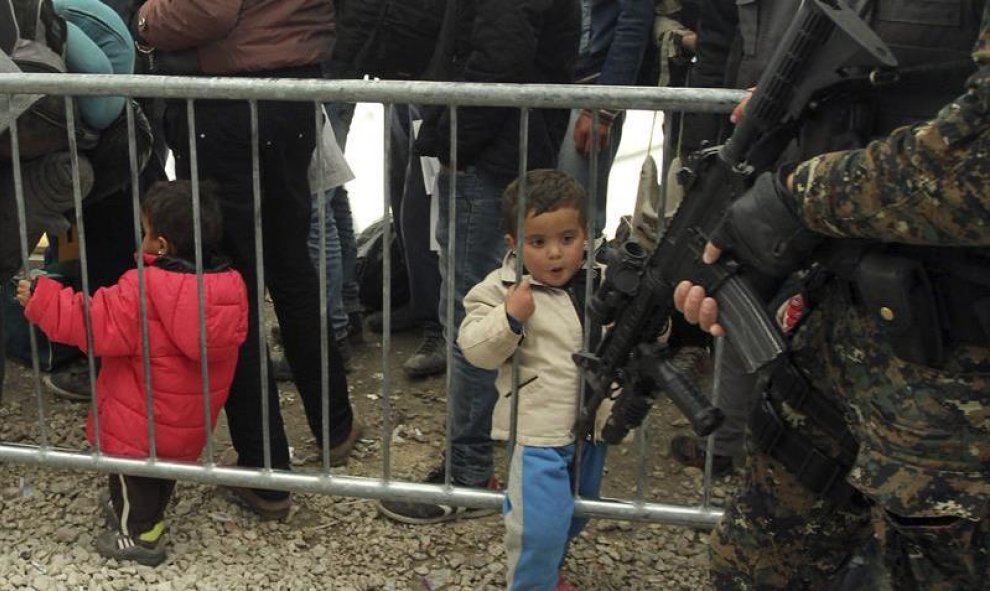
[378,0,580,524]
[305,102,446,378]
[306,102,362,369]
[557,0,654,238]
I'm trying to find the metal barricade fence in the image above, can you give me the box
[0,73,747,530]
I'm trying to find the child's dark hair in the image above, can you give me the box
[501,169,587,237]
[141,180,223,261]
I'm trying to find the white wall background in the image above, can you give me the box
[342,106,666,238]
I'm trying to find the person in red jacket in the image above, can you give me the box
[16,180,248,567]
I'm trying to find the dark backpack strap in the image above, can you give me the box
[0,0,19,55]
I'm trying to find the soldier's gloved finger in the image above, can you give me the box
[708,216,734,257]
[699,297,725,337]
[673,280,693,313]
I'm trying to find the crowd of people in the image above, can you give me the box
[1,0,988,589]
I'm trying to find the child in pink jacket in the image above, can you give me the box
[17,180,248,566]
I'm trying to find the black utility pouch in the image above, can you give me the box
[854,252,944,367]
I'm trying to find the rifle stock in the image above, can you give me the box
[574,0,896,444]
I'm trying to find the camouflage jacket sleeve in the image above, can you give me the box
[791,18,990,246]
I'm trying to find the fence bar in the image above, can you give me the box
[6,95,48,448]
[573,109,604,496]
[190,113,214,468]
[442,106,458,488]
[507,107,529,457]
[380,104,393,482]
[0,75,746,112]
[236,100,272,473]
[0,444,723,527]
[127,101,158,463]
[65,97,100,454]
[314,102,332,472]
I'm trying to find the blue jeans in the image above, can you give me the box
[308,187,361,339]
[556,109,625,238]
[436,166,511,485]
[308,103,359,340]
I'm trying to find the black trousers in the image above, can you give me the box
[389,105,441,329]
[165,96,353,471]
[108,473,175,536]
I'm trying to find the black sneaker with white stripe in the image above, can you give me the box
[94,525,166,567]
[377,464,500,525]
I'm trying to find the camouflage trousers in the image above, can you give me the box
[710,287,990,590]
[709,446,990,590]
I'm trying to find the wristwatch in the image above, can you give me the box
[132,11,149,44]
[133,13,155,69]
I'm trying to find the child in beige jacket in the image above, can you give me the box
[459,169,611,591]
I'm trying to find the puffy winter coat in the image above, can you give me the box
[25,254,248,461]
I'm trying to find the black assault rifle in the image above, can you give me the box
[574,0,897,443]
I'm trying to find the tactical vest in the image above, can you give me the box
[732,0,990,359]
[732,0,983,157]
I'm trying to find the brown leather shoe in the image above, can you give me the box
[218,448,291,521]
[328,419,365,467]
[225,486,291,521]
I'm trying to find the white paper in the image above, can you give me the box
[308,108,355,195]
[411,117,443,252]
[420,155,442,197]
[429,189,440,252]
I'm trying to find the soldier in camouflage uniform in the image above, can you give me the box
[674,5,990,590]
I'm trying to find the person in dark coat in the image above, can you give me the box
[379,0,582,525]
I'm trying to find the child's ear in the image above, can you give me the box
[156,236,171,255]
[504,234,517,252]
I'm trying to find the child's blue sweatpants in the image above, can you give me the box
[504,441,608,590]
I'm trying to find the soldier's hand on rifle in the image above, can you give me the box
[674,280,725,337]
[505,278,535,324]
[708,168,822,279]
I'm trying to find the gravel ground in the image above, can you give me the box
[0,328,735,590]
